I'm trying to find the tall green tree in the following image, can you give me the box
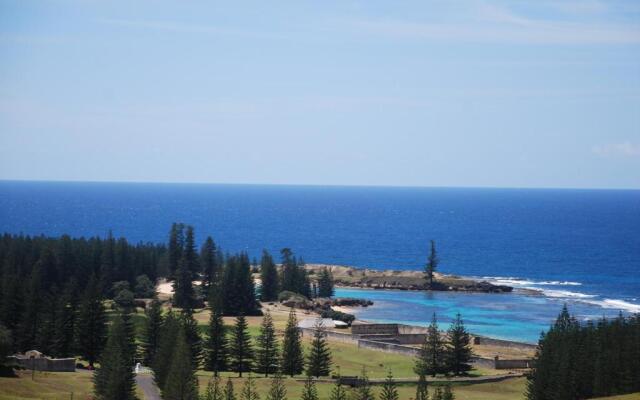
[229,315,254,377]
[424,240,438,288]
[183,226,200,276]
[380,371,399,400]
[280,248,299,294]
[328,378,348,400]
[201,236,221,291]
[281,309,304,377]
[265,374,287,400]
[415,313,446,377]
[256,311,279,376]
[76,273,107,367]
[162,326,199,400]
[173,257,196,310]
[240,375,260,400]
[141,298,164,365]
[316,268,334,298]
[446,313,472,376]
[305,320,332,377]
[153,311,180,389]
[301,375,319,400]
[223,378,237,400]
[203,376,224,400]
[16,263,43,351]
[205,285,228,375]
[353,368,374,400]
[93,313,136,400]
[259,250,279,302]
[415,374,429,400]
[168,223,185,278]
[52,281,77,357]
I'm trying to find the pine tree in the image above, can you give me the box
[317,268,334,298]
[153,311,180,389]
[141,298,164,365]
[203,376,224,400]
[415,374,429,400]
[424,240,438,289]
[93,313,136,400]
[432,386,443,400]
[16,263,42,351]
[223,378,237,400]
[230,315,254,377]
[181,309,203,368]
[266,374,287,400]
[442,385,455,400]
[205,285,228,375]
[301,375,319,400]
[168,223,185,278]
[201,236,221,291]
[76,273,107,367]
[183,226,200,277]
[173,257,196,310]
[52,280,77,357]
[305,320,332,377]
[240,375,260,400]
[380,371,399,400]
[162,326,199,400]
[281,309,304,377]
[256,311,279,376]
[353,368,374,400]
[415,313,446,377]
[280,248,299,294]
[446,313,472,376]
[259,250,279,302]
[329,378,348,400]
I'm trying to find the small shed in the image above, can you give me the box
[24,350,44,359]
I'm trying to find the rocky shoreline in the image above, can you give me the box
[305,264,513,294]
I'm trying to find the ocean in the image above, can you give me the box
[1,181,639,342]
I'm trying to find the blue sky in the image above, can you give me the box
[1,0,639,189]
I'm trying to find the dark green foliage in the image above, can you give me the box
[527,306,640,400]
[141,298,163,365]
[162,326,199,400]
[93,313,136,400]
[305,320,332,377]
[301,375,318,400]
[153,311,180,389]
[380,371,399,400]
[280,248,309,296]
[223,378,237,400]
[442,385,455,400]
[265,374,287,400]
[229,315,254,377]
[353,368,374,400]
[0,323,12,368]
[259,250,279,302]
[415,313,446,377]
[168,223,185,278]
[201,236,222,292]
[205,286,228,375]
[134,274,156,298]
[183,226,200,276]
[415,374,429,400]
[281,309,304,377]
[316,268,334,298]
[181,310,203,368]
[240,375,260,400]
[52,281,77,357]
[203,376,224,400]
[424,240,438,288]
[256,312,279,376]
[76,274,107,367]
[222,254,261,316]
[328,378,348,400]
[173,256,197,310]
[446,313,473,375]
[16,261,43,351]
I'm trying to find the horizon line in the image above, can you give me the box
[1,178,639,191]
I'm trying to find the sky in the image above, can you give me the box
[0,0,639,189]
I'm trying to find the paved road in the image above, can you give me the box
[136,374,161,400]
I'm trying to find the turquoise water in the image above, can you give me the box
[335,287,632,343]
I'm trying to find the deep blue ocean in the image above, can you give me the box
[1,181,639,342]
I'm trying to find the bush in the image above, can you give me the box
[320,308,355,326]
[278,291,307,302]
[135,275,156,298]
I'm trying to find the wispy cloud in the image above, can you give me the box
[342,3,640,45]
[592,142,640,158]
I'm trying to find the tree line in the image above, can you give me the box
[527,305,640,400]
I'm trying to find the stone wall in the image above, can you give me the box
[494,358,533,369]
[11,356,76,372]
[351,324,399,335]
